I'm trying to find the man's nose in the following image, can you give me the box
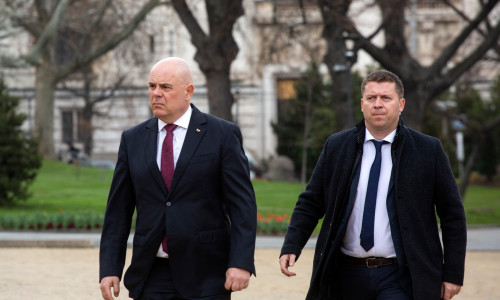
[152,87,162,96]
[373,97,383,107]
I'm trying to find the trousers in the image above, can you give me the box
[138,258,230,300]
[340,261,412,300]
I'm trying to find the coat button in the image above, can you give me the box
[166,202,172,207]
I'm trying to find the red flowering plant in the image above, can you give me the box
[257,212,291,235]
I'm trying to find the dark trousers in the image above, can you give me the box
[340,261,412,300]
[138,258,230,300]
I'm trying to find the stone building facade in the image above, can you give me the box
[3,0,496,165]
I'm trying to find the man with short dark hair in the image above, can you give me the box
[280,70,466,300]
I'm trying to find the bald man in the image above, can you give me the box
[99,57,257,300]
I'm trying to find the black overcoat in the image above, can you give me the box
[281,119,466,300]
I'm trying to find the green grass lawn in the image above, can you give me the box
[1,160,499,227]
[460,185,500,225]
[0,159,113,214]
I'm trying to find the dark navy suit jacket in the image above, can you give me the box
[99,105,257,299]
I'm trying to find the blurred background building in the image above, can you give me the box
[1,0,498,170]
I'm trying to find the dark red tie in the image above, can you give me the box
[161,124,177,253]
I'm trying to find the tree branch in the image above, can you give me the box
[428,0,499,76]
[23,0,70,66]
[93,75,126,104]
[344,23,406,74]
[171,0,207,49]
[55,0,162,80]
[78,0,114,50]
[12,17,41,37]
[330,1,418,77]
[443,20,500,87]
[485,115,500,132]
[442,0,500,57]
[60,81,86,98]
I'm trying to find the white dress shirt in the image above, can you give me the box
[341,128,397,258]
[156,106,192,258]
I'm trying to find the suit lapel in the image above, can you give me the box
[144,118,168,196]
[169,105,207,197]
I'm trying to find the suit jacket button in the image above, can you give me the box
[166,202,172,207]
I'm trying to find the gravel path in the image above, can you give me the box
[0,248,498,300]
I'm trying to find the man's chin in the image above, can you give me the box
[370,116,386,124]
[152,109,167,118]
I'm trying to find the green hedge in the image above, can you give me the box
[0,211,290,235]
[0,211,106,230]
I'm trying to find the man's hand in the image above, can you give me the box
[441,281,462,300]
[100,276,120,300]
[279,254,297,277]
[224,267,251,292]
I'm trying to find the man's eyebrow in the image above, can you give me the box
[149,82,173,87]
[365,93,393,97]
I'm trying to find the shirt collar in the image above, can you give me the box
[365,128,397,144]
[157,105,192,132]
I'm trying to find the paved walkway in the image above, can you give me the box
[0,226,498,250]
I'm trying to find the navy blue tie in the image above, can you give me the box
[360,140,386,252]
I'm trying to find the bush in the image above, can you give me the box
[0,80,42,206]
[0,211,291,234]
[0,211,105,230]
[257,212,291,235]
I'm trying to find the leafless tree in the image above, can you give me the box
[60,68,126,157]
[170,0,244,121]
[320,0,500,130]
[2,0,164,158]
[318,0,358,130]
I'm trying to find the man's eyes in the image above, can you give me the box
[366,96,392,102]
[149,84,172,90]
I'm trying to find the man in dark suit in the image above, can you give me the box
[99,57,257,300]
[279,70,466,300]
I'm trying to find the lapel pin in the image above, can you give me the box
[196,128,201,133]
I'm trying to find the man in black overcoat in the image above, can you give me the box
[280,70,466,300]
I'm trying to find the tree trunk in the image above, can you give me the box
[34,63,57,158]
[333,0,500,131]
[459,140,481,199]
[81,104,94,157]
[17,0,161,159]
[171,0,242,122]
[319,0,355,131]
[399,83,430,131]
[324,45,356,131]
[300,79,313,190]
[204,68,234,122]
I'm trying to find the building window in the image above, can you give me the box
[62,111,74,143]
[149,35,155,53]
[61,109,85,143]
[276,78,298,122]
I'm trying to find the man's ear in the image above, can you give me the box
[185,84,194,100]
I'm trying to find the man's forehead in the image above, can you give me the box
[363,81,397,93]
[149,72,174,83]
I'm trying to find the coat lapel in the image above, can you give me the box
[144,118,168,196]
[168,105,207,197]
